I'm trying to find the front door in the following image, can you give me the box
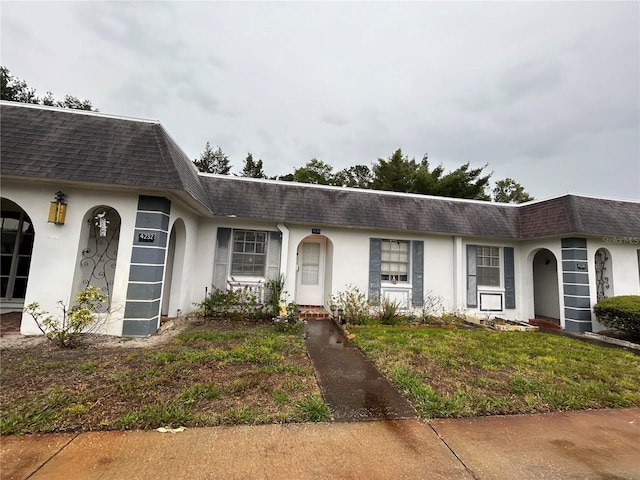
[296,238,326,305]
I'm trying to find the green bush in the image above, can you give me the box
[196,285,271,321]
[593,295,640,339]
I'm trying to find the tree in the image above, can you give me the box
[371,149,492,200]
[493,178,534,203]
[193,142,232,174]
[284,158,335,185]
[334,164,373,188]
[240,153,266,178]
[1,66,98,111]
[371,148,418,192]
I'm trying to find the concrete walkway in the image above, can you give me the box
[2,409,639,479]
[305,318,416,421]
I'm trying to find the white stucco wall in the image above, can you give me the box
[587,236,640,331]
[2,181,139,335]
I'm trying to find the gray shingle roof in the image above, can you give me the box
[2,101,639,240]
[201,176,522,238]
[0,101,208,208]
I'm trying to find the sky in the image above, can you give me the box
[2,1,639,201]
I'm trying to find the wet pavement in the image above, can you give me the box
[2,410,639,479]
[305,318,417,422]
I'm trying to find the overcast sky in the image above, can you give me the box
[2,1,639,200]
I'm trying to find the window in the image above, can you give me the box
[231,230,267,276]
[0,209,34,299]
[381,239,409,282]
[477,246,500,287]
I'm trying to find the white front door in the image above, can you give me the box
[296,238,326,305]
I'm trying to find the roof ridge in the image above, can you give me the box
[197,173,518,207]
[0,100,160,125]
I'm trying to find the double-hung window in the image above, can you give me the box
[476,246,500,287]
[381,239,409,282]
[231,230,267,276]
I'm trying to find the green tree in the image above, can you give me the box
[240,153,266,178]
[284,158,335,185]
[371,149,492,200]
[194,142,232,174]
[371,148,418,192]
[334,164,373,188]
[493,178,534,203]
[1,66,97,111]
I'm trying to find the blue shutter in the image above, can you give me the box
[369,238,382,304]
[504,247,515,309]
[412,241,424,306]
[467,245,477,307]
[212,228,231,290]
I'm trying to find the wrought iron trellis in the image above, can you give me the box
[79,206,120,312]
[594,249,610,302]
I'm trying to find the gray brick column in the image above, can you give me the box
[122,196,171,337]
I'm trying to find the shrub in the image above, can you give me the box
[594,295,640,339]
[24,286,107,348]
[378,297,402,325]
[332,285,370,325]
[196,285,270,321]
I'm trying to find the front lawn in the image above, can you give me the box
[0,320,328,435]
[351,326,640,418]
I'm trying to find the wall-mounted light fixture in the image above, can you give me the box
[48,191,67,225]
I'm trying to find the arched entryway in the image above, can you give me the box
[74,206,121,312]
[0,198,35,320]
[161,218,186,317]
[594,248,613,301]
[295,235,333,306]
[532,248,561,327]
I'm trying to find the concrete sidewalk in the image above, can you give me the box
[2,408,638,479]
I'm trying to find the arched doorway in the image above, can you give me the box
[532,249,560,326]
[594,248,613,301]
[161,219,186,317]
[0,198,35,313]
[75,206,121,312]
[295,235,333,306]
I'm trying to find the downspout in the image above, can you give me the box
[453,236,464,309]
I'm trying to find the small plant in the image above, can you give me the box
[296,394,331,422]
[594,295,640,339]
[333,285,370,325]
[265,274,286,317]
[378,297,402,325]
[417,291,445,325]
[24,286,107,348]
[273,302,306,334]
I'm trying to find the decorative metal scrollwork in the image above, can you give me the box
[594,249,610,302]
[80,206,120,312]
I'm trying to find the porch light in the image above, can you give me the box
[47,191,67,225]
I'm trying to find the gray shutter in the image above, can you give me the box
[504,247,515,309]
[412,241,424,306]
[265,231,281,281]
[637,250,640,286]
[212,228,231,290]
[467,245,477,307]
[369,238,382,304]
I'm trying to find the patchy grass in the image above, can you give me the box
[0,320,327,435]
[351,327,640,418]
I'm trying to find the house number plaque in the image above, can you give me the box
[312,228,321,234]
[138,233,156,243]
